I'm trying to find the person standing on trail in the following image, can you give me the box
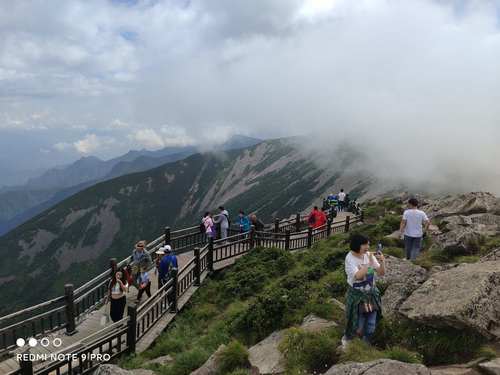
[308,206,327,229]
[338,189,347,212]
[159,245,178,286]
[202,212,215,239]
[107,270,128,322]
[130,240,152,288]
[136,267,151,303]
[343,234,386,345]
[238,210,251,233]
[213,206,230,240]
[400,198,430,260]
[249,214,265,231]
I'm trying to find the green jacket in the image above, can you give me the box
[344,286,382,339]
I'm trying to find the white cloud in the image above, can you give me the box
[129,126,195,150]
[54,134,115,154]
[53,142,72,151]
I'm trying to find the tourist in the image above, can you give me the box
[130,240,153,287]
[338,189,347,212]
[400,198,430,260]
[249,213,265,231]
[202,212,215,239]
[343,234,386,345]
[159,245,178,286]
[213,206,230,240]
[238,210,251,233]
[308,206,327,229]
[107,270,128,322]
[136,267,151,302]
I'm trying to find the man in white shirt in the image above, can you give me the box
[400,198,430,260]
[338,189,347,212]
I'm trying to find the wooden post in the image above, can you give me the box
[307,227,313,248]
[207,237,214,273]
[274,218,280,233]
[169,269,178,313]
[295,213,301,232]
[249,225,256,249]
[109,258,117,276]
[285,230,291,250]
[194,247,201,286]
[127,305,137,354]
[19,355,33,375]
[164,226,171,245]
[64,284,77,336]
[345,216,351,232]
[327,218,332,237]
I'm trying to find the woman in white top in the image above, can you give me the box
[344,234,386,344]
[202,212,215,239]
[107,270,128,322]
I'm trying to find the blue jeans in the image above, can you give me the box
[405,235,423,260]
[357,309,377,342]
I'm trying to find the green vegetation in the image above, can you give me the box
[216,341,250,374]
[279,327,340,374]
[339,339,422,364]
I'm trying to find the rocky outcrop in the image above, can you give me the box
[377,256,427,317]
[324,359,430,374]
[423,192,500,218]
[481,248,500,262]
[430,367,481,375]
[93,364,154,375]
[433,214,500,255]
[248,314,337,374]
[400,260,500,338]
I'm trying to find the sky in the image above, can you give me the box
[1,0,500,191]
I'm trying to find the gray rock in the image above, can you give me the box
[93,365,154,375]
[190,344,226,375]
[301,313,338,332]
[324,359,430,374]
[481,248,500,262]
[400,260,500,338]
[377,256,427,317]
[424,192,500,219]
[479,358,500,375]
[248,331,285,374]
[430,367,481,375]
[145,354,174,366]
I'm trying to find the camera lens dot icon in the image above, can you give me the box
[16,338,25,347]
[28,338,37,347]
[40,337,50,347]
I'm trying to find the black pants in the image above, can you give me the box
[110,296,126,322]
[137,281,151,301]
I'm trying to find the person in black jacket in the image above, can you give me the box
[249,214,265,231]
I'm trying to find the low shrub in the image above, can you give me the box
[322,269,348,297]
[225,370,250,375]
[280,327,340,373]
[383,346,422,364]
[339,339,385,363]
[216,341,250,375]
[166,348,209,375]
[382,247,405,258]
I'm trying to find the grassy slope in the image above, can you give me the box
[120,199,498,375]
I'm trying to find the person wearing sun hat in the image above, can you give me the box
[159,245,178,287]
[129,240,152,288]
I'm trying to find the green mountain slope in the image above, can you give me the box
[0,138,368,313]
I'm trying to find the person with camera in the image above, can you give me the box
[343,234,386,345]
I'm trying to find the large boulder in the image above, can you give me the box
[423,192,500,219]
[377,256,428,317]
[324,359,430,374]
[248,314,337,374]
[430,367,481,375]
[433,214,500,255]
[94,365,154,375]
[400,260,500,338]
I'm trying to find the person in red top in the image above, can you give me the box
[308,206,327,228]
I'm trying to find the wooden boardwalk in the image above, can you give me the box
[0,212,353,375]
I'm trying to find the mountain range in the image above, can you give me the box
[0,137,370,313]
[0,135,261,236]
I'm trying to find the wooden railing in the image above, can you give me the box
[5,207,363,375]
